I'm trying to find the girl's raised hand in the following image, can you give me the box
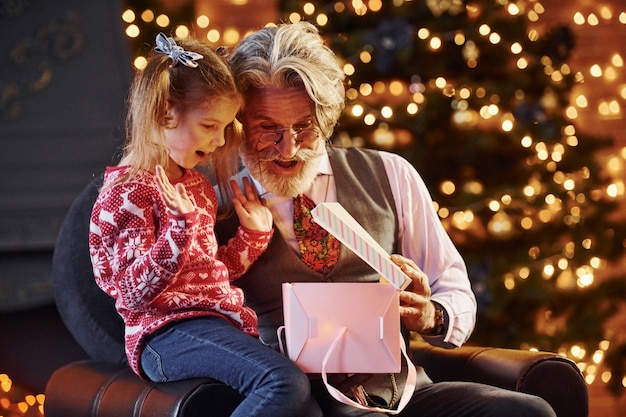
[231,177,272,232]
[154,165,195,215]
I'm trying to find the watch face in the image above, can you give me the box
[433,303,445,335]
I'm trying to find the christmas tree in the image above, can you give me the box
[119,0,626,397]
[277,0,626,396]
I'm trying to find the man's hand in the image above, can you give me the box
[391,254,437,334]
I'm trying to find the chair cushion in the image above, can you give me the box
[412,344,588,417]
[52,175,126,364]
[44,360,244,417]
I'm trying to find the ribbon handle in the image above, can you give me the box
[321,328,417,415]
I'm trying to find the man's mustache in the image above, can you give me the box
[253,146,324,163]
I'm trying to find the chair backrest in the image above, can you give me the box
[52,175,127,365]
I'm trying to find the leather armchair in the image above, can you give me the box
[44,177,589,417]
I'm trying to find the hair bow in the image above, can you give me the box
[154,32,203,68]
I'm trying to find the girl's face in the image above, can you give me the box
[164,96,239,172]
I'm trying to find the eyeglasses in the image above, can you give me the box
[256,122,319,145]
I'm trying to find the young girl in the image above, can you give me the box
[89,33,319,417]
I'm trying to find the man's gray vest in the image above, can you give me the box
[215,146,399,347]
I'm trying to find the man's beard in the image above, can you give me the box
[240,142,324,198]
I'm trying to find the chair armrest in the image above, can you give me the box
[411,343,588,417]
[44,360,244,417]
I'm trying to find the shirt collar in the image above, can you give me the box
[317,147,332,176]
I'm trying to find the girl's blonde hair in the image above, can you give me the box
[118,35,241,201]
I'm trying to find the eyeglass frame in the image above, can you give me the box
[254,121,319,146]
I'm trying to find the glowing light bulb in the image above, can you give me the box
[133,56,147,70]
[122,9,135,23]
[207,29,220,43]
[590,64,603,77]
[364,114,376,125]
[381,106,393,118]
[351,104,364,117]
[489,32,501,44]
[507,3,520,15]
[196,15,209,28]
[359,50,372,64]
[573,12,585,25]
[175,25,190,39]
[430,36,442,50]
[141,9,154,22]
[156,14,170,27]
[126,24,140,38]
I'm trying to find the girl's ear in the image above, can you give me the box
[163,102,178,129]
[163,114,176,129]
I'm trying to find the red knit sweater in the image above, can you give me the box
[89,166,272,376]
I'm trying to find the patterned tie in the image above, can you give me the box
[293,194,340,275]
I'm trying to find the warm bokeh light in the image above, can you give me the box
[141,9,154,23]
[155,14,170,27]
[106,0,625,404]
[196,15,209,28]
[121,9,135,23]
[125,24,140,38]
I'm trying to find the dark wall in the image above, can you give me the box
[0,0,131,311]
[0,0,131,392]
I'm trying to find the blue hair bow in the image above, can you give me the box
[154,32,203,68]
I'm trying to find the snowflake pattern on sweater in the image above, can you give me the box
[89,166,273,376]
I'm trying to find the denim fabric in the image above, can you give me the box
[141,316,322,417]
[311,378,556,417]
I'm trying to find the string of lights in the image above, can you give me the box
[2,1,625,414]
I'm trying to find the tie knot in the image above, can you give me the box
[295,194,316,210]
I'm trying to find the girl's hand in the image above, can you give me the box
[154,165,195,215]
[231,177,272,232]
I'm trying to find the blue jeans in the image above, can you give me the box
[141,316,322,417]
[310,378,556,417]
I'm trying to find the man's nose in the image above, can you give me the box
[275,130,299,158]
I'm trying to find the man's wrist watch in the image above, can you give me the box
[431,301,446,336]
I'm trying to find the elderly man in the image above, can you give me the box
[216,21,556,417]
